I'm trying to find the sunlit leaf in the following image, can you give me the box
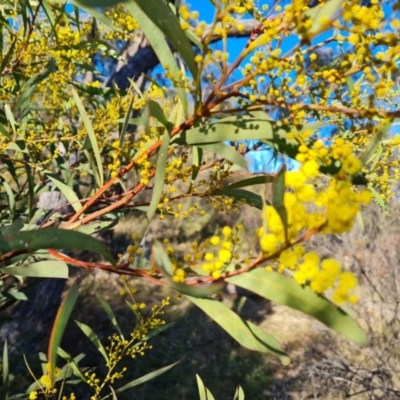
[125,1,189,115]
[0,228,116,266]
[187,296,290,364]
[48,283,79,382]
[0,178,15,220]
[226,269,368,344]
[272,165,288,241]
[361,122,391,166]
[76,218,118,236]
[96,294,124,339]
[138,125,170,243]
[196,374,215,400]
[1,260,69,279]
[131,0,198,79]
[213,188,264,210]
[148,100,173,132]
[173,115,281,145]
[75,320,109,363]
[0,218,23,238]
[222,175,274,189]
[72,88,103,187]
[2,340,8,391]
[233,385,245,400]
[303,0,345,35]
[102,362,180,398]
[47,174,82,213]
[67,0,121,31]
[197,143,248,170]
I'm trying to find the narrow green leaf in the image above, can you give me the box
[137,322,175,344]
[101,361,180,398]
[272,165,288,241]
[41,0,58,40]
[187,296,290,364]
[356,212,364,233]
[119,92,136,145]
[68,0,121,31]
[57,347,86,381]
[345,76,353,95]
[197,376,206,400]
[368,184,387,213]
[213,188,264,210]
[223,175,274,189]
[72,88,103,187]
[0,228,116,266]
[6,140,28,153]
[0,178,15,219]
[370,143,383,172]
[129,0,197,79]
[109,387,118,400]
[171,280,225,298]
[125,1,189,116]
[361,122,391,166]
[148,100,173,132]
[47,174,82,213]
[152,241,173,277]
[191,145,202,184]
[15,58,57,119]
[0,218,24,238]
[233,385,245,400]
[197,143,248,170]
[173,115,282,145]
[1,260,69,279]
[19,0,30,35]
[262,122,326,162]
[83,149,102,187]
[168,1,204,50]
[226,269,368,344]
[2,340,9,390]
[76,218,118,236]
[138,125,170,240]
[4,104,16,136]
[75,320,109,363]
[96,294,124,339]
[206,388,216,400]
[0,122,10,138]
[0,36,17,75]
[24,156,35,218]
[48,282,79,381]
[303,0,344,35]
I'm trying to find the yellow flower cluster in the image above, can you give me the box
[104,4,140,41]
[29,363,62,399]
[343,1,384,31]
[199,225,242,279]
[258,150,371,302]
[108,140,122,179]
[293,253,358,303]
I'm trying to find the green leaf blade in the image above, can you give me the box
[47,283,79,382]
[1,260,69,279]
[0,228,115,266]
[75,320,109,363]
[125,1,189,116]
[187,296,290,364]
[226,269,368,345]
